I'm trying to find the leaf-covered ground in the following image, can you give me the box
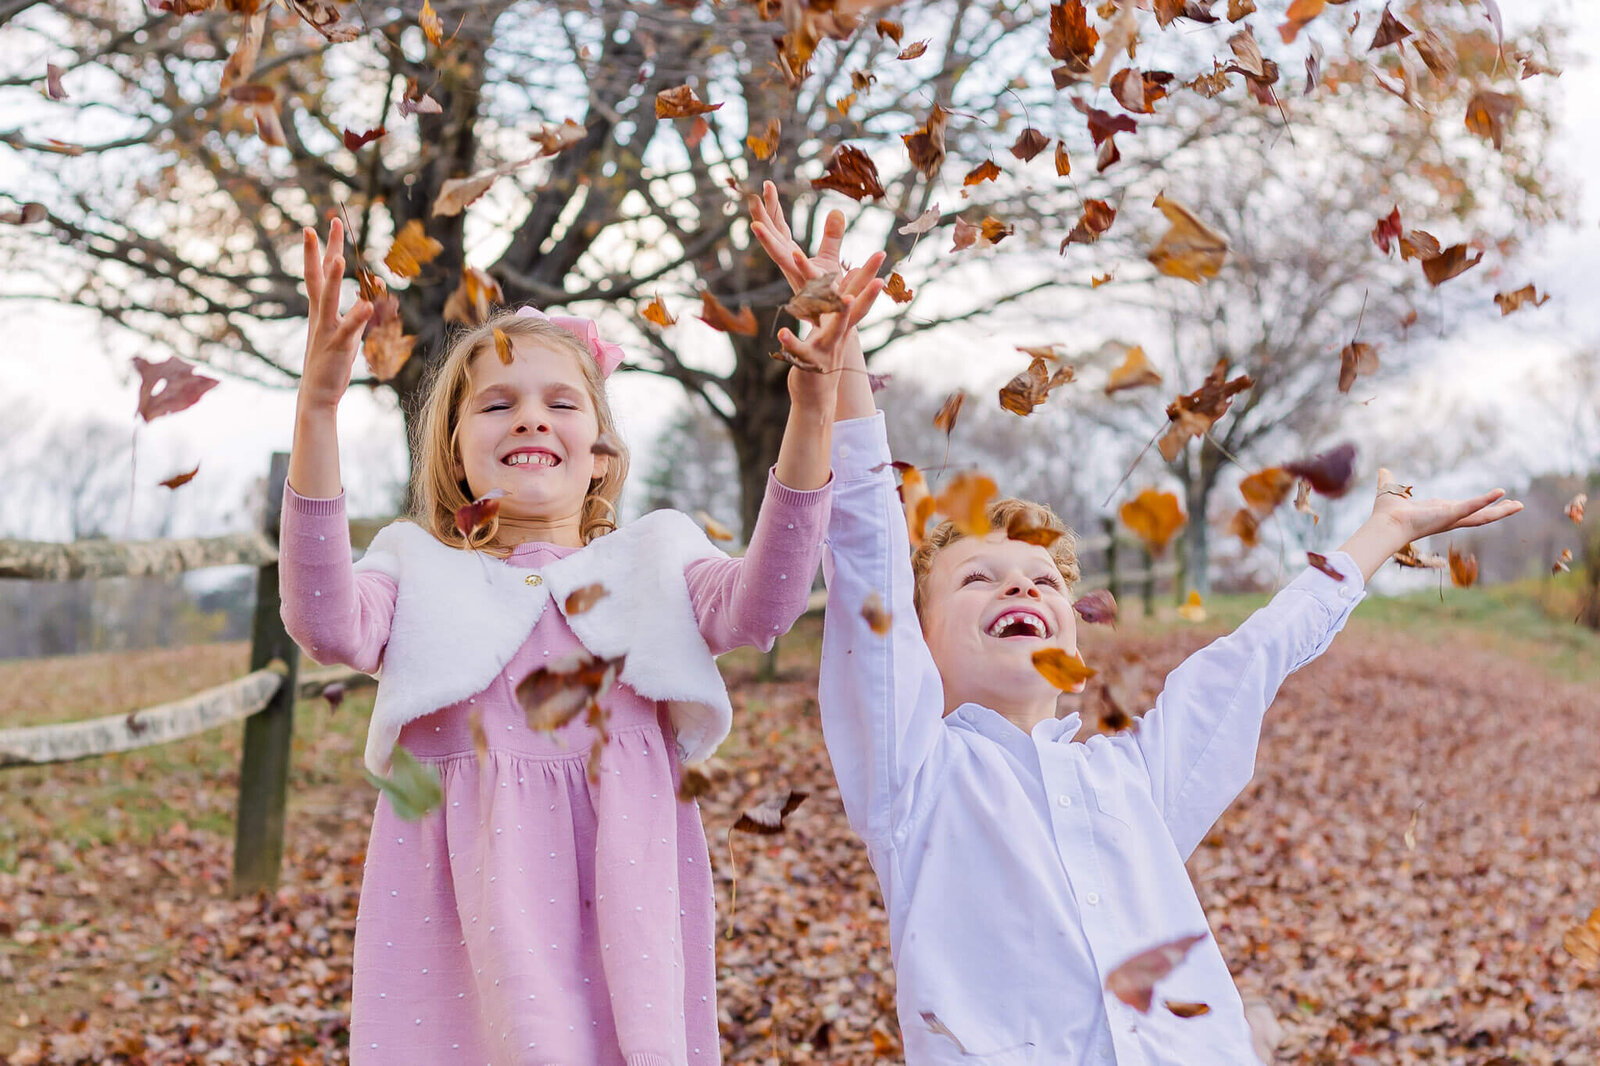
[3,609,1598,1064]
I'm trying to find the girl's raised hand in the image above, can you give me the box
[780,275,885,408]
[299,218,373,410]
[1370,467,1523,543]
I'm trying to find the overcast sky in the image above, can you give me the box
[3,0,1596,542]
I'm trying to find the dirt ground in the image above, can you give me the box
[2,615,1598,1064]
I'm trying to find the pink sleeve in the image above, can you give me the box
[686,469,831,656]
[278,485,397,673]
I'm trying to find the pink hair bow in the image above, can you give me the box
[514,306,626,378]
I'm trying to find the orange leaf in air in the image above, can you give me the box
[934,471,998,536]
[1147,193,1227,283]
[695,510,736,541]
[159,465,200,490]
[454,488,507,540]
[1119,488,1186,555]
[933,391,965,437]
[1566,494,1587,524]
[1448,546,1478,588]
[885,272,914,303]
[861,591,892,636]
[697,291,758,335]
[811,145,886,201]
[1104,345,1161,394]
[640,294,677,328]
[1493,284,1548,316]
[655,84,722,119]
[1031,648,1096,692]
[963,159,1002,186]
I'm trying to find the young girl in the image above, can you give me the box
[278,218,882,1065]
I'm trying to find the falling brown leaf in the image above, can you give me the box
[1392,542,1447,569]
[1448,545,1478,588]
[491,328,513,366]
[1228,507,1261,548]
[812,145,886,201]
[1553,548,1573,574]
[1120,488,1186,555]
[875,18,903,42]
[979,216,1014,245]
[0,201,46,225]
[785,271,845,323]
[398,77,442,117]
[1147,193,1228,283]
[418,0,443,47]
[656,84,722,119]
[1562,907,1600,970]
[1031,648,1096,691]
[861,591,892,636]
[898,204,941,237]
[1372,206,1403,254]
[1104,345,1160,394]
[532,118,586,156]
[1368,4,1411,50]
[833,93,856,116]
[591,432,623,458]
[1006,509,1063,548]
[44,62,68,101]
[902,105,948,176]
[454,488,507,540]
[1054,140,1072,176]
[963,159,1002,186]
[1283,442,1357,497]
[896,40,929,60]
[896,463,937,548]
[1010,127,1050,162]
[159,465,200,490]
[1049,0,1099,76]
[1239,467,1295,515]
[382,219,443,280]
[1464,89,1518,151]
[639,293,678,328]
[1158,359,1253,461]
[1072,589,1117,625]
[341,126,386,151]
[1566,494,1587,524]
[1305,552,1345,582]
[219,11,266,94]
[1398,228,1441,262]
[999,357,1074,416]
[695,510,736,542]
[1090,271,1114,288]
[697,290,758,336]
[746,116,781,160]
[432,158,532,218]
[442,266,503,327]
[1338,340,1380,394]
[951,216,980,252]
[884,272,914,303]
[1414,29,1459,78]
[1421,244,1484,287]
[363,316,416,382]
[516,650,624,732]
[1493,284,1548,315]
[1165,1001,1212,1019]
[933,391,965,437]
[1230,0,1257,21]
[563,583,609,616]
[733,790,808,834]
[851,69,877,91]
[1061,199,1116,248]
[1177,589,1207,622]
[132,356,221,422]
[1295,480,1320,524]
[934,471,998,536]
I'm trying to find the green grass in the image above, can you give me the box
[1125,570,1600,686]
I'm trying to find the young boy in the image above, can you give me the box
[745,189,1523,1064]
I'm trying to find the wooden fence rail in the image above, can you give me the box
[0,532,277,581]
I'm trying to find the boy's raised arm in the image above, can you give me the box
[819,413,950,844]
[1130,468,1521,858]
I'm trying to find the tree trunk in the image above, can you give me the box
[725,333,792,542]
[1580,524,1600,631]
[1179,438,1223,597]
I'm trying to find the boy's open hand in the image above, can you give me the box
[1369,466,1523,544]
[1338,466,1524,584]
[300,218,373,410]
[781,275,884,409]
[749,180,885,300]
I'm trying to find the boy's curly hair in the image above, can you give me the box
[910,497,1080,619]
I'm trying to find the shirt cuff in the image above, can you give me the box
[283,482,347,518]
[1287,549,1366,608]
[831,412,892,483]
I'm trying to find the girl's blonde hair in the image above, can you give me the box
[411,309,630,554]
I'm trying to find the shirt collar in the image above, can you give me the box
[950,703,1084,755]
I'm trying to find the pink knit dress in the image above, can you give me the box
[278,475,828,1066]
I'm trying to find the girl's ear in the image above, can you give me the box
[591,452,610,482]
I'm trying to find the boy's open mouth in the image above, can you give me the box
[502,447,561,468]
[985,608,1051,639]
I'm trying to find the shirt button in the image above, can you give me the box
[1085,892,1100,906]
[525,574,543,586]
[1057,795,1072,808]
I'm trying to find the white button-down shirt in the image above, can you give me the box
[818,414,1366,1066]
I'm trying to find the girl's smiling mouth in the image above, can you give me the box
[502,447,562,468]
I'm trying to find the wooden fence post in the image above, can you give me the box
[233,452,300,895]
[1141,545,1156,618]
[1102,517,1120,603]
